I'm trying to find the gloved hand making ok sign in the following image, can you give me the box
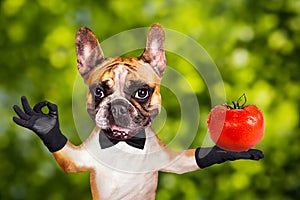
[13,96,67,152]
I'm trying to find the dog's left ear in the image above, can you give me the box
[141,23,166,77]
[76,27,104,80]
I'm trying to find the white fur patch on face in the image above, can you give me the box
[113,65,128,96]
[115,64,125,73]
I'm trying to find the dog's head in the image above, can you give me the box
[75,24,166,140]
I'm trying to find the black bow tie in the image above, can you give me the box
[99,129,146,150]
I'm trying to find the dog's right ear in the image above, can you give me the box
[76,27,104,79]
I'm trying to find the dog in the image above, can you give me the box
[13,23,263,200]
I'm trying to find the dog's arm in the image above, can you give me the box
[159,147,200,174]
[52,141,93,173]
[13,96,93,172]
[53,127,100,173]
[157,136,264,174]
[153,135,198,174]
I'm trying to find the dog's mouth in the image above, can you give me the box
[103,125,134,140]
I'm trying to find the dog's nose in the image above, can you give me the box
[111,104,128,117]
[111,100,129,119]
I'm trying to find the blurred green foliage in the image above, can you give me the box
[1,0,300,199]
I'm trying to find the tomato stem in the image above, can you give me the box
[225,93,247,109]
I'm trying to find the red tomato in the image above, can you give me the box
[207,95,264,152]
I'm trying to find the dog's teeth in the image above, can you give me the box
[110,128,130,139]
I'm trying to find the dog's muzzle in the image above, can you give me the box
[96,98,149,140]
[99,99,138,140]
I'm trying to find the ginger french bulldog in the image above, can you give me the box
[13,24,263,200]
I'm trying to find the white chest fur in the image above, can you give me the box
[93,164,158,200]
[54,127,198,200]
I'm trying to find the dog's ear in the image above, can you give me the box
[76,27,104,79]
[141,23,166,77]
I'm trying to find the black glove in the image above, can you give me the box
[13,96,67,152]
[195,146,264,169]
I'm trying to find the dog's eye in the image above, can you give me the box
[95,88,104,98]
[135,89,149,100]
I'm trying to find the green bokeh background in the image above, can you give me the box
[1,0,300,199]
